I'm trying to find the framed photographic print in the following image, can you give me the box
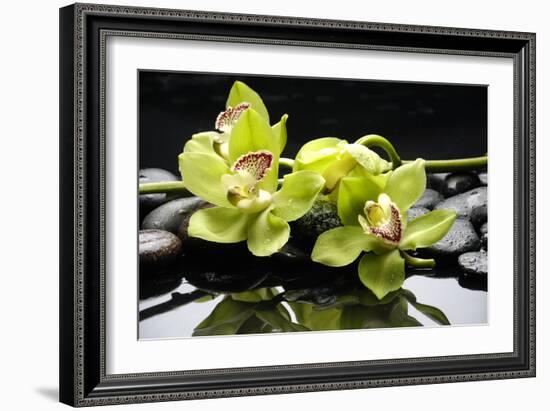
[59,3,536,407]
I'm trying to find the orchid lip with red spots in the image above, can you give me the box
[358,194,403,246]
[220,150,275,213]
[215,102,251,133]
[231,150,273,181]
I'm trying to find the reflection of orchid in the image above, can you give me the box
[179,107,324,257]
[192,286,449,336]
[193,288,308,336]
[293,137,391,191]
[312,159,456,299]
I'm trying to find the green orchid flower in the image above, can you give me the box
[293,137,392,191]
[179,107,325,257]
[311,159,457,299]
[182,81,288,160]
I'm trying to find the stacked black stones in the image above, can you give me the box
[417,171,488,280]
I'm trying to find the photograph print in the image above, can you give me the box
[137,71,488,339]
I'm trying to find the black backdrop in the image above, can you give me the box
[139,71,487,174]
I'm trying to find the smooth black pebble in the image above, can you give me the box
[434,187,487,221]
[139,168,180,221]
[458,250,487,277]
[142,196,207,234]
[442,172,481,197]
[414,189,443,209]
[139,229,182,266]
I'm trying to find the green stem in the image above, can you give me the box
[401,251,435,269]
[355,134,402,169]
[279,157,295,169]
[139,181,187,194]
[355,134,487,172]
[402,156,487,172]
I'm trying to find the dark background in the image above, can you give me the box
[139,71,487,174]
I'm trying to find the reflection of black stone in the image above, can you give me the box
[182,250,270,293]
[282,268,355,307]
[281,264,355,289]
[284,288,337,307]
[139,267,184,300]
[459,272,488,291]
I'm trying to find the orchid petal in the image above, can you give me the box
[322,152,357,190]
[358,250,405,300]
[188,206,251,243]
[215,102,250,133]
[311,226,378,267]
[293,137,344,173]
[361,194,404,246]
[272,171,325,222]
[384,159,426,212]
[344,144,391,175]
[272,114,288,154]
[178,152,232,207]
[400,209,457,250]
[231,150,273,181]
[226,81,270,123]
[337,176,387,226]
[183,131,219,155]
[247,209,289,257]
[228,109,279,192]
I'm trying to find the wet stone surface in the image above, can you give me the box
[142,196,207,234]
[419,218,481,261]
[139,229,182,267]
[470,204,488,228]
[478,171,488,186]
[407,206,430,222]
[479,222,488,250]
[291,200,342,249]
[458,251,488,277]
[414,189,443,209]
[434,186,487,220]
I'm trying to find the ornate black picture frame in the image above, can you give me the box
[59,3,535,407]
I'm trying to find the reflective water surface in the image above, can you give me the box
[139,250,487,339]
